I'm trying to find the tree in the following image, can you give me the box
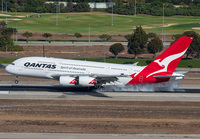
[0,21,23,52]
[74,32,82,41]
[182,31,200,59]
[74,2,90,12]
[147,37,163,58]
[109,43,124,58]
[45,3,56,13]
[25,0,45,12]
[0,35,13,49]
[147,32,157,38]
[127,26,148,59]
[124,33,133,41]
[172,31,200,59]
[99,34,112,41]
[42,33,52,42]
[66,2,74,12]
[22,31,33,43]
[1,28,17,36]
[0,21,6,29]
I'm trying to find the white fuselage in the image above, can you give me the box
[6,57,145,86]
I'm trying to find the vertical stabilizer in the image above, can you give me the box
[144,36,193,78]
[127,36,194,85]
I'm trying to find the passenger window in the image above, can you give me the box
[11,63,15,65]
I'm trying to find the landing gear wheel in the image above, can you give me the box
[95,85,103,91]
[15,76,18,84]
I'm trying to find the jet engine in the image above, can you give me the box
[79,76,96,87]
[59,76,76,86]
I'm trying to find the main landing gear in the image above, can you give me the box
[15,76,18,84]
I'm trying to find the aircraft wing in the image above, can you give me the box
[51,74,129,78]
[50,74,129,85]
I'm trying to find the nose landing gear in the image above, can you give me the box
[15,76,18,84]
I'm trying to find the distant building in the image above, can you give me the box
[45,1,114,9]
[174,5,188,8]
[89,3,113,9]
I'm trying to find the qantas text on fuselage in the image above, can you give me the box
[5,36,194,88]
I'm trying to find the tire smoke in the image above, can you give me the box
[99,81,183,92]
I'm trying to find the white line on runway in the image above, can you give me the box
[0,133,200,139]
[0,91,9,94]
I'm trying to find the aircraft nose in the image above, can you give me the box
[5,65,11,73]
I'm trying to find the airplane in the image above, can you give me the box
[5,36,193,88]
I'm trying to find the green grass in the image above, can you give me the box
[1,58,200,68]
[74,58,200,68]
[0,58,17,64]
[178,60,200,68]
[74,58,151,65]
[2,12,200,35]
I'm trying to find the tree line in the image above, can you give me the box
[1,0,90,13]
[108,26,200,60]
[45,0,111,2]
[145,0,200,5]
[106,1,200,16]
[2,0,200,16]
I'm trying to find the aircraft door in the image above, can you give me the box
[106,66,110,74]
[128,68,133,74]
[45,67,50,74]
[139,76,143,83]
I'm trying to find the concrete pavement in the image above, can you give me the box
[0,133,200,139]
[15,41,171,47]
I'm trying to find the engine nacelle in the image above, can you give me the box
[59,76,76,86]
[79,76,95,87]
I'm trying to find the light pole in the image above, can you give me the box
[89,24,90,44]
[58,1,60,13]
[1,0,3,13]
[162,3,165,45]
[15,0,17,15]
[13,27,14,42]
[55,2,60,26]
[56,4,58,26]
[135,0,136,17]
[16,23,17,42]
[6,1,9,24]
[111,2,113,26]
[104,53,106,62]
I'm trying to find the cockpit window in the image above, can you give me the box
[11,63,15,65]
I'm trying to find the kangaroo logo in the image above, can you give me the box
[154,59,165,68]
[146,49,187,78]
[89,79,95,84]
[69,79,76,84]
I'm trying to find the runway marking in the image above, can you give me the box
[0,133,200,139]
[0,84,12,87]
[0,91,9,94]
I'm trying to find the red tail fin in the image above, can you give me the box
[127,36,193,85]
[143,36,193,78]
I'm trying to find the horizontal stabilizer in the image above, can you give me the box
[154,74,184,81]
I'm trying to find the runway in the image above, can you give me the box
[0,84,200,138]
[1,133,200,139]
[0,84,200,101]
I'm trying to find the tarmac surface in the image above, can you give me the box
[15,41,171,47]
[0,70,200,138]
[0,133,200,139]
[0,85,200,101]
